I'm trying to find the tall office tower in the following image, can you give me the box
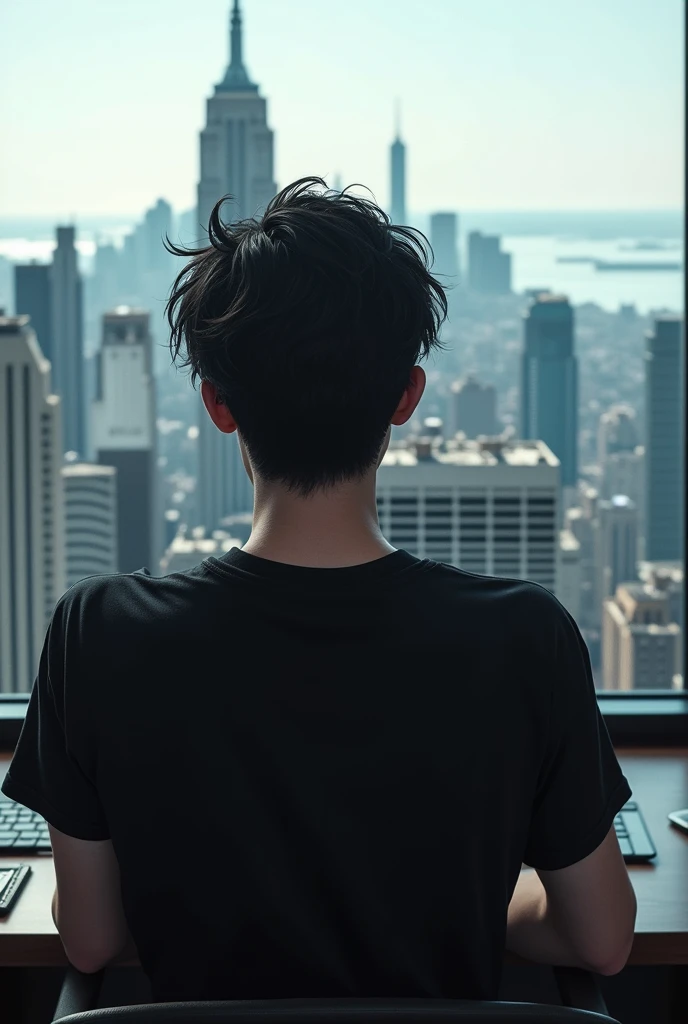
[602,447,644,508]
[389,101,406,225]
[467,232,512,294]
[197,0,276,230]
[558,529,582,623]
[93,308,158,573]
[520,294,578,492]
[645,316,685,562]
[195,0,274,531]
[565,497,598,631]
[62,463,118,587]
[450,375,499,438]
[141,198,174,275]
[14,263,53,363]
[430,213,459,282]
[0,315,65,694]
[595,495,639,606]
[602,582,681,690]
[377,435,560,594]
[51,226,85,456]
[598,404,638,467]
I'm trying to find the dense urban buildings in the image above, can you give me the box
[51,226,85,456]
[196,0,276,229]
[377,432,561,595]
[602,581,681,690]
[92,308,158,573]
[467,231,512,294]
[160,528,240,574]
[389,103,406,226]
[0,315,65,693]
[62,462,118,587]
[450,375,499,438]
[0,2,684,696]
[14,263,52,364]
[520,294,578,491]
[644,316,684,562]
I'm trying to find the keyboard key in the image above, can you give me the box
[17,832,40,841]
[14,838,37,848]
[618,837,633,857]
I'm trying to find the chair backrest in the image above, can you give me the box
[55,996,621,1024]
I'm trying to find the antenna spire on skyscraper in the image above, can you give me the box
[216,0,258,92]
[394,98,402,141]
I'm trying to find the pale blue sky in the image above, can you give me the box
[0,0,683,217]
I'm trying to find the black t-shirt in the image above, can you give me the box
[2,548,631,1002]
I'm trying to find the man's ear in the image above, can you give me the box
[390,365,426,426]
[201,380,238,434]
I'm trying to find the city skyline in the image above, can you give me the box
[1,0,683,217]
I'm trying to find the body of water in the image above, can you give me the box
[0,211,683,317]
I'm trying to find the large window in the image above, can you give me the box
[0,0,684,696]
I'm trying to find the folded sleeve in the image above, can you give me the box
[523,600,631,871]
[1,594,110,841]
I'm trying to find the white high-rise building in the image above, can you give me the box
[196,0,276,230]
[92,307,158,574]
[62,462,118,587]
[377,435,560,594]
[0,315,65,693]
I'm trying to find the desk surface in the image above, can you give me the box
[1,747,687,968]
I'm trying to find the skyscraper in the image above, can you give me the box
[195,0,272,532]
[377,435,560,594]
[14,263,53,363]
[467,232,511,294]
[62,462,118,587]
[0,315,65,693]
[521,294,578,490]
[602,582,681,690]
[93,308,158,573]
[596,495,639,606]
[390,101,406,225]
[429,213,459,283]
[644,316,684,562]
[197,0,276,231]
[450,375,499,438]
[51,226,85,456]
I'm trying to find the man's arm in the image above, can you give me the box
[506,827,637,975]
[49,825,135,973]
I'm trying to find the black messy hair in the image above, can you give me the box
[166,176,448,498]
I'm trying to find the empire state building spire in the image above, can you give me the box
[217,0,258,93]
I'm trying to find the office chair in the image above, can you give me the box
[51,966,622,1024]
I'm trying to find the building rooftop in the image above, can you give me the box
[381,437,559,469]
[62,463,117,478]
[0,315,29,333]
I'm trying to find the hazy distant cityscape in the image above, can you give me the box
[0,1,684,695]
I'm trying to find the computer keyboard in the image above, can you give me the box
[0,793,658,863]
[614,801,657,863]
[0,793,51,852]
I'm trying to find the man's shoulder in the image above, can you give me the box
[427,561,569,622]
[56,563,215,624]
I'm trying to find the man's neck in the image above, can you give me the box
[241,475,395,568]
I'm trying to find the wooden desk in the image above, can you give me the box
[1,748,688,968]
